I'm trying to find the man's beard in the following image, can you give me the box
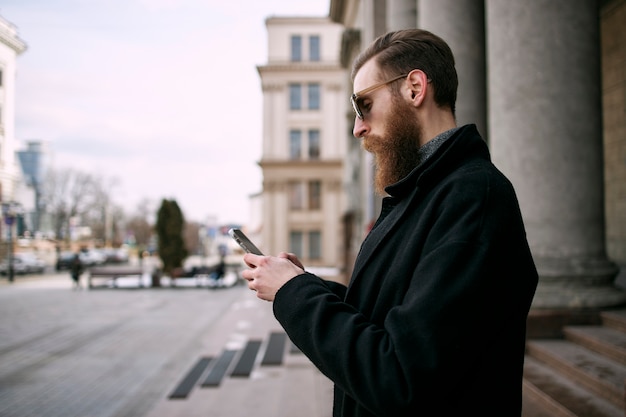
[362,99,422,195]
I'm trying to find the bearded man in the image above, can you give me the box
[242,29,538,417]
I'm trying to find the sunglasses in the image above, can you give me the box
[350,74,408,119]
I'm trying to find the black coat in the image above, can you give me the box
[274,125,538,416]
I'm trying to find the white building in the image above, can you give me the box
[257,16,348,280]
[0,15,27,203]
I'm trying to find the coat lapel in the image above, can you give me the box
[347,189,419,295]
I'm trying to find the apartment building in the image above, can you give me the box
[257,16,348,278]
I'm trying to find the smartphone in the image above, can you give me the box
[228,228,264,255]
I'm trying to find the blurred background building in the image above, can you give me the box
[257,16,347,278]
[0,15,26,205]
[0,15,28,258]
[16,140,51,235]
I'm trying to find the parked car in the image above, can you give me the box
[0,253,46,275]
[56,251,76,271]
[101,247,129,264]
[56,249,106,270]
[79,249,106,266]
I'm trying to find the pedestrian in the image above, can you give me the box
[70,252,83,290]
[241,29,538,416]
[209,245,227,288]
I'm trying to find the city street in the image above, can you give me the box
[0,271,332,417]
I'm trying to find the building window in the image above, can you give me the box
[288,180,321,210]
[308,231,322,259]
[290,130,302,159]
[290,84,320,111]
[290,129,319,160]
[308,180,321,210]
[308,83,320,110]
[288,181,304,210]
[291,35,302,62]
[289,231,303,257]
[308,129,320,159]
[309,35,320,61]
[289,84,301,110]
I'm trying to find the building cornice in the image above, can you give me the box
[257,62,343,74]
[259,159,343,169]
[265,16,332,25]
[0,16,27,54]
[340,28,360,69]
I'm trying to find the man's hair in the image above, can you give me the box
[351,29,458,115]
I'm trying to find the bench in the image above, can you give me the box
[87,266,145,289]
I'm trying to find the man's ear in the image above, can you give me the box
[406,69,429,108]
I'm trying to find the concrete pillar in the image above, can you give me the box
[386,0,418,31]
[360,0,387,43]
[487,0,625,309]
[418,0,487,140]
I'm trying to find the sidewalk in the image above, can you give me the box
[143,284,334,417]
[0,272,333,417]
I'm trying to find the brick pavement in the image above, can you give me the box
[0,272,333,417]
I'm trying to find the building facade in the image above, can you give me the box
[257,16,348,276]
[16,140,50,234]
[329,0,626,310]
[0,15,27,205]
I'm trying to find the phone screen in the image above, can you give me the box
[228,228,263,255]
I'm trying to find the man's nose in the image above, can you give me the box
[353,117,368,138]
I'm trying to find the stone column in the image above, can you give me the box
[386,0,417,31]
[487,0,625,309]
[418,0,487,140]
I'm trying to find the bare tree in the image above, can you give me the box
[43,167,108,244]
[80,176,121,245]
[126,198,155,251]
[184,221,203,255]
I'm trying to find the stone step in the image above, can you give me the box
[522,383,567,417]
[601,310,626,334]
[563,325,626,366]
[523,356,623,417]
[526,339,626,410]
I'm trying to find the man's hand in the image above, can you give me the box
[241,252,305,301]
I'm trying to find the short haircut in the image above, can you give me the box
[351,29,458,115]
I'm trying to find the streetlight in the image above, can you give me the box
[2,202,22,283]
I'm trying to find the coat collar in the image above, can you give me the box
[384,124,487,199]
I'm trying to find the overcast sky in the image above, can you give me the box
[0,0,330,226]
